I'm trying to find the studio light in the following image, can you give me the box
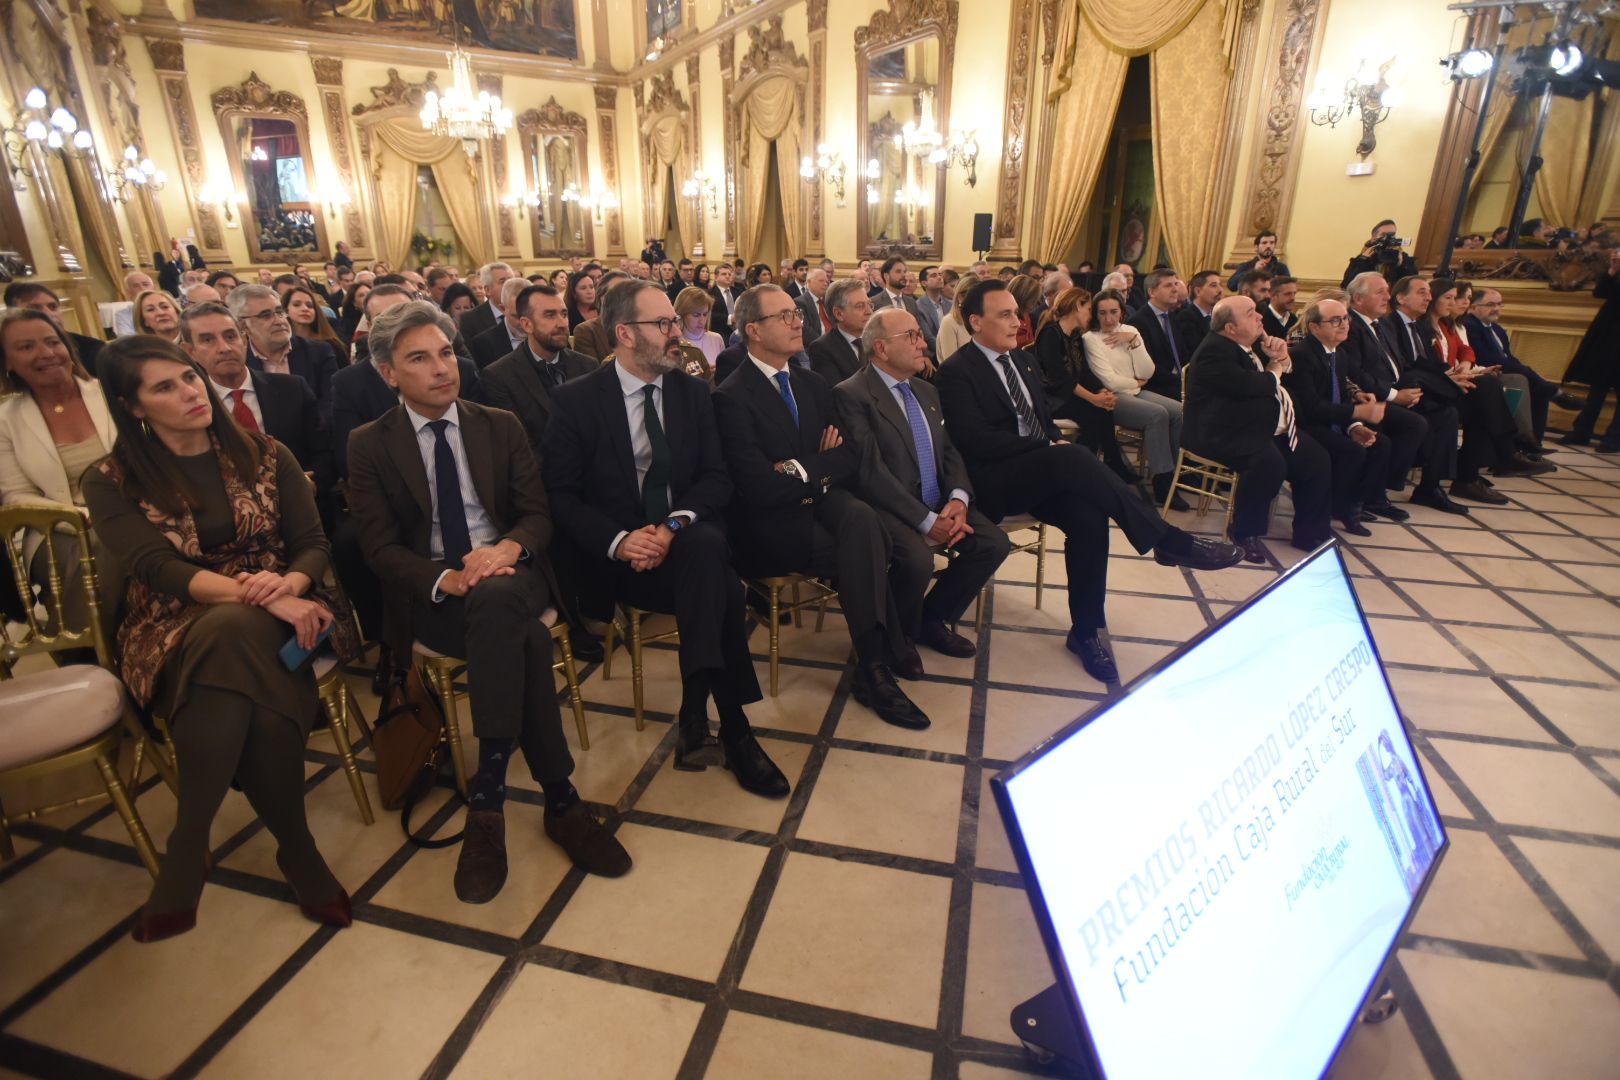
[1457,48,1494,77]
[1551,43,1583,75]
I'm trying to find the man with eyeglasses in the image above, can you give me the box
[808,278,873,384]
[833,307,1011,665]
[714,284,932,729]
[543,280,790,797]
[1284,299,1402,536]
[229,283,339,421]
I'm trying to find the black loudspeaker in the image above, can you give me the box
[972,213,993,253]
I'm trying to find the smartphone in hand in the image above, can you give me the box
[279,622,335,671]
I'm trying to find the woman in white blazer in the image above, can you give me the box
[1081,288,1185,507]
[0,309,119,630]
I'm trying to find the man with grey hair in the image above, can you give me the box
[350,300,631,902]
[461,261,515,341]
[715,285,931,730]
[469,276,529,369]
[182,282,222,308]
[807,278,873,384]
[231,283,339,419]
[112,268,155,337]
[544,279,791,797]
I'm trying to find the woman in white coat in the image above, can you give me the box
[0,309,118,631]
[1081,289,1187,508]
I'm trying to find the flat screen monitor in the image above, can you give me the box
[992,544,1446,1080]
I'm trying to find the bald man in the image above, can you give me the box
[112,270,155,337]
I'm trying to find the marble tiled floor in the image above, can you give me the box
[2,445,1618,1079]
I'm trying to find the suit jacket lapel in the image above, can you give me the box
[512,345,556,422]
[250,371,285,435]
[386,409,434,521]
[599,367,640,501]
[459,404,499,521]
[864,367,919,468]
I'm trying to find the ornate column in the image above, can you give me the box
[719,33,737,258]
[144,37,230,263]
[685,54,705,256]
[991,0,1039,260]
[1025,0,1061,260]
[478,73,520,261]
[84,8,164,268]
[593,85,625,257]
[805,0,827,258]
[309,56,371,260]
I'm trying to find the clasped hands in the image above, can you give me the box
[616,522,678,573]
[926,498,973,548]
[234,568,332,649]
[439,539,523,596]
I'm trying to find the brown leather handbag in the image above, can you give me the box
[372,664,461,846]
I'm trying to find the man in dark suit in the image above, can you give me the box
[1128,268,1187,400]
[1465,288,1582,448]
[231,284,340,421]
[459,261,515,342]
[543,280,789,796]
[4,283,104,376]
[1340,272,1456,513]
[1171,271,1221,364]
[349,301,629,904]
[1285,299,1400,536]
[792,281,820,352]
[714,285,930,729]
[807,278,871,385]
[784,259,809,299]
[1559,249,1620,451]
[709,263,743,337]
[835,308,1010,661]
[466,278,524,370]
[1181,296,1335,564]
[1259,276,1299,341]
[936,280,1244,683]
[1112,263,1147,314]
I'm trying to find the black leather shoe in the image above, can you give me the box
[1410,487,1469,515]
[1557,431,1591,446]
[568,629,604,664]
[1338,517,1373,537]
[917,620,976,658]
[1066,630,1119,684]
[851,664,930,729]
[892,641,925,681]
[544,801,631,877]
[673,715,722,771]
[722,733,791,798]
[1493,454,1555,477]
[1599,442,1620,454]
[455,810,508,904]
[1364,501,1410,522]
[1154,534,1245,571]
[1552,391,1585,411]
[1451,480,1510,504]
[1235,536,1268,564]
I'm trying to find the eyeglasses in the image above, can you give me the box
[882,329,925,345]
[750,308,805,327]
[244,306,288,322]
[623,317,682,335]
[1313,316,1350,327]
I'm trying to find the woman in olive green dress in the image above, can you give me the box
[83,335,360,943]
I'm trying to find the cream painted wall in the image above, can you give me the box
[1278,0,1462,281]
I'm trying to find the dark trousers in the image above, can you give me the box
[1499,360,1558,441]
[1370,403,1429,491]
[794,489,908,662]
[1570,374,1620,443]
[1305,425,1394,519]
[1053,397,1131,476]
[1410,402,1460,490]
[880,504,1012,636]
[1218,432,1333,544]
[605,520,762,705]
[975,444,1169,633]
[411,564,573,785]
[1454,375,1517,482]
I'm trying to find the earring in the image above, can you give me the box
[140,419,153,438]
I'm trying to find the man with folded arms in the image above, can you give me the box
[543,280,790,796]
[936,279,1244,684]
[349,301,629,904]
[834,307,1011,666]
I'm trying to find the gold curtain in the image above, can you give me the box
[645,115,688,250]
[430,154,493,271]
[370,145,418,270]
[1036,7,1127,262]
[740,76,800,262]
[1530,95,1593,229]
[1075,0,1209,55]
[366,117,492,269]
[1151,0,1232,273]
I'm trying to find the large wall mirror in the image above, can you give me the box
[855,2,957,261]
[518,99,595,260]
[212,73,328,265]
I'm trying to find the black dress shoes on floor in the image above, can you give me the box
[1364,500,1410,522]
[545,801,632,877]
[1338,516,1373,537]
[673,715,723,771]
[1153,534,1245,571]
[892,641,925,681]
[568,629,604,664]
[1552,391,1586,411]
[723,733,791,798]
[1066,630,1119,684]
[1409,487,1469,515]
[1493,453,1555,477]
[917,620,977,658]
[1233,536,1268,564]
[1452,480,1510,505]
[1557,431,1590,447]
[455,809,508,904]
[851,663,930,729]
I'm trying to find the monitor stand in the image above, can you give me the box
[1010,984,1099,1078]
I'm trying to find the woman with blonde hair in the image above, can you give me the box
[674,285,723,379]
[132,289,182,342]
[934,270,982,360]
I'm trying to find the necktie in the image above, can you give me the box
[230,389,259,432]
[1254,352,1298,451]
[427,419,472,568]
[1159,311,1181,370]
[641,384,671,524]
[1407,322,1424,365]
[774,370,800,427]
[538,359,561,388]
[1327,351,1342,434]
[818,300,832,333]
[897,382,941,509]
[995,353,1041,438]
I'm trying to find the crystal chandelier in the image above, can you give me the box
[894,91,943,157]
[420,45,512,142]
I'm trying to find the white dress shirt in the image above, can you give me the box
[406,401,501,599]
[249,343,292,376]
[872,365,970,534]
[608,360,696,558]
[112,304,137,338]
[1247,348,1293,438]
[974,340,1033,437]
[210,377,263,430]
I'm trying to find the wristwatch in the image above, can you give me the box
[776,460,808,483]
[664,516,686,533]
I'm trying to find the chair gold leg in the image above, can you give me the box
[1034,525,1047,610]
[602,615,616,679]
[976,584,987,639]
[790,580,803,630]
[559,632,589,750]
[129,734,147,790]
[427,663,470,797]
[95,753,159,878]
[324,683,375,826]
[630,611,646,730]
[815,583,829,632]
[0,795,14,863]
[769,585,782,696]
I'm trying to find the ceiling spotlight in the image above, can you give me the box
[1456,48,1493,78]
[1551,43,1583,76]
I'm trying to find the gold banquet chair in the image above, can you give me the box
[414,606,590,796]
[0,506,159,875]
[1161,366,1240,534]
[966,514,1047,636]
[744,574,837,695]
[601,604,678,729]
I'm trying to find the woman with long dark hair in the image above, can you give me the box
[336,282,371,347]
[1032,288,1137,486]
[565,270,599,331]
[439,281,478,324]
[82,335,360,942]
[285,283,350,355]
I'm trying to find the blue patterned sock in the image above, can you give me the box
[469,738,514,810]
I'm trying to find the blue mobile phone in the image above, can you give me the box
[279,622,335,671]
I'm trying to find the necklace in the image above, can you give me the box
[52,404,65,414]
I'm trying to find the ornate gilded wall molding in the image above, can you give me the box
[210,72,308,119]
[353,69,442,116]
[737,14,805,86]
[991,0,1037,259]
[143,36,228,259]
[593,86,623,255]
[854,0,959,53]
[84,3,166,263]
[807,0,827,33]
[478,73,518,258]
[309,55,370,257]
[685,55,705,256]
[719,34,736,257]
[145,36,184,72]
[806,14,827,257]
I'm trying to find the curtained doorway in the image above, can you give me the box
[661,163,686,265]
[1076,57,1167,273]
[751,143,791,272]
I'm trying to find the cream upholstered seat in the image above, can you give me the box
[0,664,128,771]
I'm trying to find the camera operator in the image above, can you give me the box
[1341,220,1418,288]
